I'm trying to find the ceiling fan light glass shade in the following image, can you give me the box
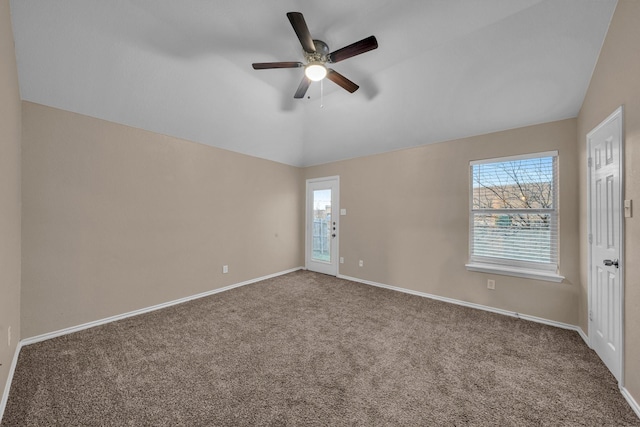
[305,62,327,81]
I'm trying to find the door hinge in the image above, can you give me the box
[589,310,593,321]
[588,234,593,244]
[588,157,593,167]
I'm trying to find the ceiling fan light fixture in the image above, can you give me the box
[305,62,327,81]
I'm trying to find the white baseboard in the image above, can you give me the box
[338,274,581,332]
[577,326,589,347]
[0,342,24,423]
[0,267,302,423]
[621,387,640,420]
[22,267,303,346]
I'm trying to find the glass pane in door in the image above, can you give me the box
[312,189,332,262]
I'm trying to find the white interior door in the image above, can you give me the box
[306,177,339,275]
[587,106,624,384]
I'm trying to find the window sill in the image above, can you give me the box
[465,263,565,283]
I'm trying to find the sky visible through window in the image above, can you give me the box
[473,156,553,188]
[313,189,331,211]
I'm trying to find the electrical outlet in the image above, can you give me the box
[487,279,495,290]
[222,265,228,274]
[340,257,344,264]
[359,260,364,267]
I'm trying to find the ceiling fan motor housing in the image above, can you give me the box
[306,40,330,64]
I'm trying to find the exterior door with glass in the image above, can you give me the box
[306,177,339,275]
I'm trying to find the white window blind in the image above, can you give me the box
[469,151,558,272]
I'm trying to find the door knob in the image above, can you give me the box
[603,259,619,268]
[332,233,336,238]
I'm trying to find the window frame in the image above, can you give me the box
[465,151,564,283]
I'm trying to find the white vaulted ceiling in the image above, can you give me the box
[10,0,617,166]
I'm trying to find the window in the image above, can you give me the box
[465,151,563,282]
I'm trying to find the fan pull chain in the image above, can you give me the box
[320,79,324,108]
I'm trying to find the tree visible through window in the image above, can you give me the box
[470,151,558,272]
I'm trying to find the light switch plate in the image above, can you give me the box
[624,199,632,218]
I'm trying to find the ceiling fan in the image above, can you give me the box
[252,12,378,99]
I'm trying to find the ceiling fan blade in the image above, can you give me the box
[287,12,316,53]
[252,62,303,70]
[326,69,359,93]
[294,76,312,99]
[328,35,378,63]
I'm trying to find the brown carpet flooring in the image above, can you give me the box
[2,270,639,426]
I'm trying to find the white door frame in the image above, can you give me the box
[586,105,625,385]
[305,176,340,275]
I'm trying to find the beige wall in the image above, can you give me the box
[9,0,639,412]
[305,118,579,325]
[577,0,640,404]
[0,0,21,401]
[21,102,303,338]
